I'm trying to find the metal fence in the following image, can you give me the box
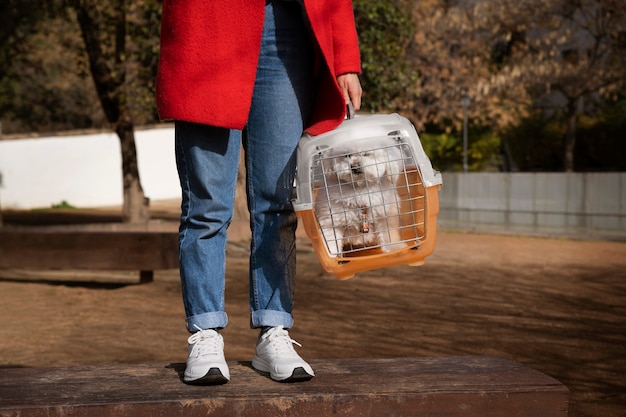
[438,172,626,238]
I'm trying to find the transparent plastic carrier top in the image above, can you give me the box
[293,113,443,280]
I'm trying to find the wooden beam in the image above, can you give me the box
[0,357,569,417]
[0,230,179,271]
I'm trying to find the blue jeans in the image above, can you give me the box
[175,1,314,332]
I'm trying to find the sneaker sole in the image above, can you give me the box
[254,365,314,383]
[184,368,229,385]
[281,367,314,383]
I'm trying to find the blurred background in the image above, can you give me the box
[1,0,625,234]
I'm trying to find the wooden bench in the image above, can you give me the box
[0,228,179,283]
[0,357,569,417]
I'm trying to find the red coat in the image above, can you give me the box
[156,0,361,136]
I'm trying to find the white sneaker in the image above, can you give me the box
[183,327,230,385]
[252,326,315,382]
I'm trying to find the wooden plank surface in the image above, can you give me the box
[0,230,178,270]
[0,356,569,417]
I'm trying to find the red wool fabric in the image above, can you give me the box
[156,0,361,136]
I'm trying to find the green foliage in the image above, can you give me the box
[353,0,418,113]
[0,0,161,134]
[50,200,75,209]
[421,128,502,172]
[500,111,566,172]
[0,0,58,68]
[126,0,162,122]
[500,97,626,172]
[420,132,459,172]
[575,99,626,172]
[0,14,104,133]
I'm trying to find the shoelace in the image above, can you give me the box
[188,325,223,357]
[262,326,302,356]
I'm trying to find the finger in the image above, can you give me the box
[349,83,362,111]
[337,73,362,111]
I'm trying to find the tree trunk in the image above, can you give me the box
[71,0,149,223]
[117,117,150,223]
[564,97,581,173]
[0,165,3,226]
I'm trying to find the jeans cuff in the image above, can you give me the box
[250,309,294,329]
[186,311,228,332]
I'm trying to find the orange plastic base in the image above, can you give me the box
[297,184,441,280]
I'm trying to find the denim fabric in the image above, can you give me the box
[175,0,314,332]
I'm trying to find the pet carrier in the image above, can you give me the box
[293,113,443,280]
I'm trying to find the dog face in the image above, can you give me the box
[321,142,403,187]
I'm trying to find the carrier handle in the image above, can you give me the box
[346,102,355,120]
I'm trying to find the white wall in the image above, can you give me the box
[0,126,180,209]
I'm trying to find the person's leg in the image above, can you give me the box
[175,121,242,384]
[176,121,242,331]
[246,0,316,382]
[245,0,314,329]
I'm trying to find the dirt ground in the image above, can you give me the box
[1,202,625,417]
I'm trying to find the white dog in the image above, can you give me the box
[314,139,407,256]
